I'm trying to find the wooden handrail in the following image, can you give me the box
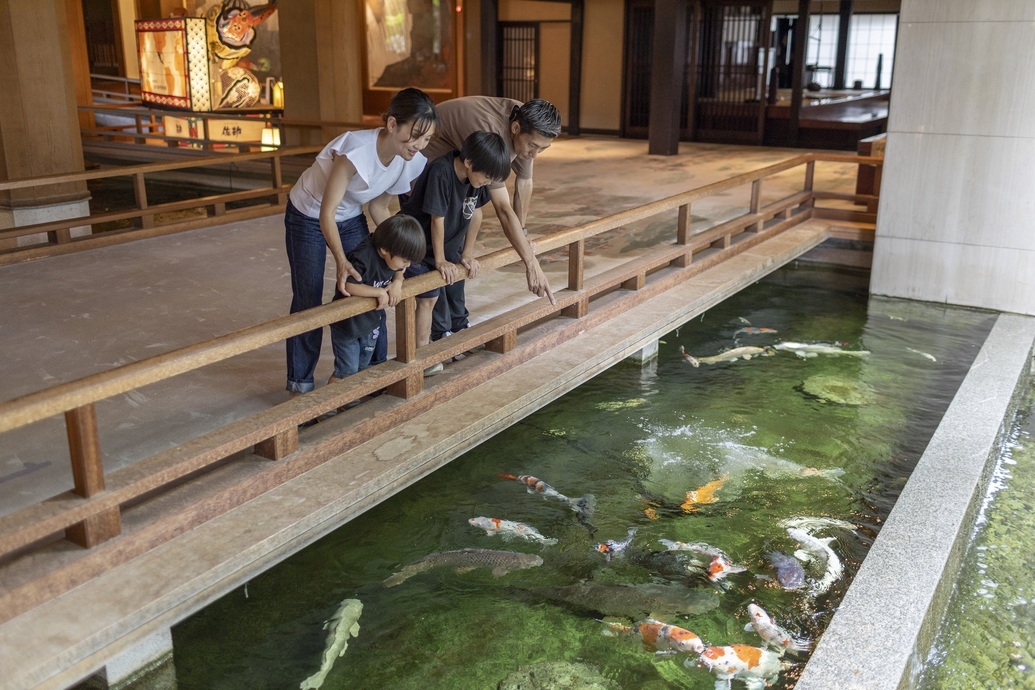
[0,151,879,571]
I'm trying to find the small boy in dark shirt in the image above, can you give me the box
[328,214,426,382]
[400,131,511,372]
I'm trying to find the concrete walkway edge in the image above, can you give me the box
[796,313,1035,690]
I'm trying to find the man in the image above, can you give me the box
[420,96,560,313]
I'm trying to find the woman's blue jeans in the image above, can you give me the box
[284,200,368,393]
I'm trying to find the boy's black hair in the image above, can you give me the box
[383,87,439,141]
[510,98,561,139]
[459,131,511,183]
[373,214,426,264]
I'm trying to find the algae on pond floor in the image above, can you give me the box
[920,383,1035,690]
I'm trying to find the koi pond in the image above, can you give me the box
[165,264,999,689]
[919,382,1035,689]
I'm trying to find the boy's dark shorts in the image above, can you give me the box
[403,261,442,300]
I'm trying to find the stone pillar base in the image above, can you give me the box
[0,198,91,251]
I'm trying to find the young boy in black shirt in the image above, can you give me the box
[400,131,511,374]
[328,214,426,381]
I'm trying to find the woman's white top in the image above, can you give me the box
[288,128,427,222]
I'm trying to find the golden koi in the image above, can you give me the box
[681,476,727,513]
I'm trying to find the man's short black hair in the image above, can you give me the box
[460,131,511,182]
[511,98,561,139]
[374,214,426,264]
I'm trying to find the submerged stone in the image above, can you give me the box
[497,660,619,690]
[800,374,875,406]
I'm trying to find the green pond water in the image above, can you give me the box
[166,264,998,690]
[919,382,1035,690]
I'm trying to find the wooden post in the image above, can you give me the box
[677,203,692,245]
[395,298,417,363]
[749,179,764,232]
[622,273,646,291]
[64,404,121,547]
[388,298,422,398]
[487,330,517,354]
[803,160,816,209]
[134,173,154,229]
[254,427,299,460]
[567,239,584,292]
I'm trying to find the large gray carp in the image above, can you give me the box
[680,345,774,366]
[383,548,543,587]
[527,581,720,619]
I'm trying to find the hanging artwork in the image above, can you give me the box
[136,0,281,112]
[365,0,454,92]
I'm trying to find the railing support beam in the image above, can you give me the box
[64,404,121,547]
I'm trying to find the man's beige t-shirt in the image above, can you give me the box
[422,96,531,190]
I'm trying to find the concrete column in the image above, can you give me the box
[0,0,90,249]
[627,338,659,365]
[102,628,175,689]
[870,1,1035,315]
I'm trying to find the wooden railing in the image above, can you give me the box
[0,142,320,265]
[0,152,880,622]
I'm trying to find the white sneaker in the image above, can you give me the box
[423,362,444,376]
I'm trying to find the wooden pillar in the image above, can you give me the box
[833,0,853,90]
[567,0,584,135]
[480,0,499,95]
[0,0,89,229]
[278,0,362,134]
[647,0,687,156]
[789,0,810,142]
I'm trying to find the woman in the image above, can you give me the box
[285,87,438,395]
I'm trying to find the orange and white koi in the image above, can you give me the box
[468,517,557,546]
[635,618,705,654]
[681,476,727,513]
[657,539,747,582]
[500,473,595,520]
[595,527,637,562]
[694,644,785,690]
[744,603,811,655]
[679,345,700,368]
[599,618,704,655]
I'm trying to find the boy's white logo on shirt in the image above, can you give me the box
[462,195,478,220]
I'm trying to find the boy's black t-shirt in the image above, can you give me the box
[399,151,491,265]
[338,235,397,340]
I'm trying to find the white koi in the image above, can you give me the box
[468,516,557,546]
[787,527,842,596]
[299,598,362,690]
[595,527,637,561]
[773,341,870,358]
[907,347,937,362]
[744,603,811,655]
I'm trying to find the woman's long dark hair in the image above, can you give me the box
[383,88,439,141]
